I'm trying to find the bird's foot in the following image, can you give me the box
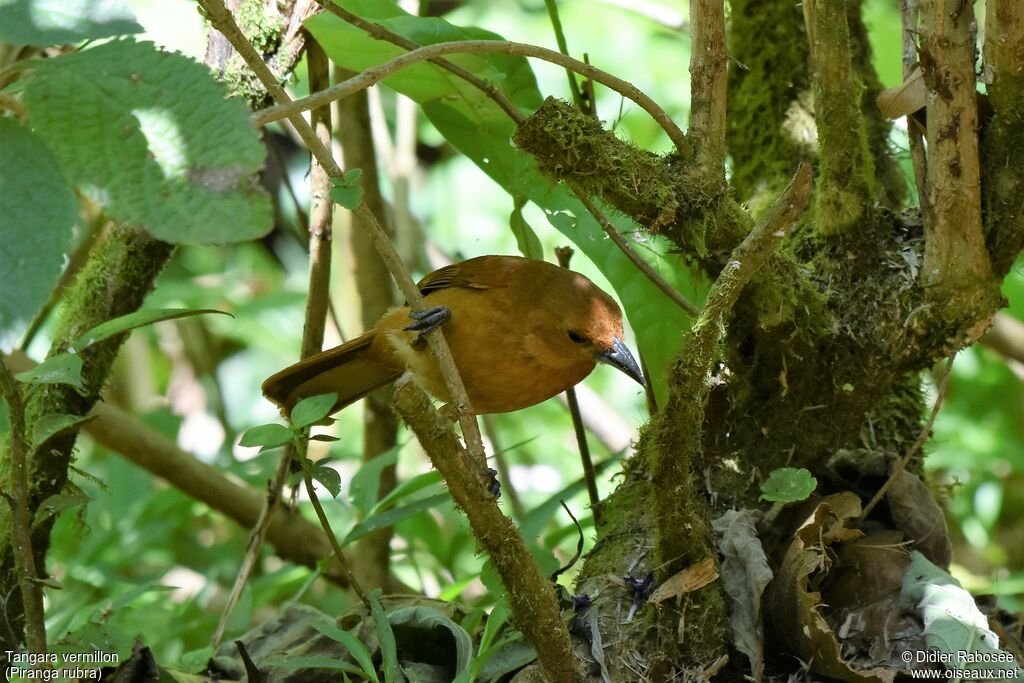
[483,467,501,498]
[404,305,452,345]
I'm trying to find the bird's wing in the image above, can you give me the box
[417,256,515,295]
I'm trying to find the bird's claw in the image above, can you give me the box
[484,467,501,498]
[404,306,452,344]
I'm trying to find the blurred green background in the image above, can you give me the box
[20,0,1021,668]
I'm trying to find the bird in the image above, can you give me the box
[261,255,645,416]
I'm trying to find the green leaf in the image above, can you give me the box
[349,447,400,515]
[31,490,89,530]
[368,590,402,683]
[313,624,380,682]
[0,119,77,349]
[312,465,342,499]
[70,308,232,352]
[342,493,450,546]
[388,606,473,677]
[31,412,94,451]
[373,471,444,513]
[15,352,83,389]
[0,0,142,47]
[307,5,698,406]
[330,173,365,209]
[239,423,294,450]
[310,434,341,443]
[21,39,272,244]
[271,656,370,677]
[291,392,339,428]
[509,196,543,260]
[759,467,817,502]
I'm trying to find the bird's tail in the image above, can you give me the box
[261,331,403,416]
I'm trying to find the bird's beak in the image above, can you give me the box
[597,337,646,387]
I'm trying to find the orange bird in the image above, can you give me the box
[262,255,645,416]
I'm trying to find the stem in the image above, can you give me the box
[0,358,46,652]
[688,0,728,180]
[567,182,699,317]
[252,39,688,154]
[542,0,586,110]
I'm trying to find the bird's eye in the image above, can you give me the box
[567,330,587,344]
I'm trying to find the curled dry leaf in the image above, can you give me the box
[885,469,952,569]
[876,66,926,120]
[766,492,896,683]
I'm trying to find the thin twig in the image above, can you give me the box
[313,0,524,123]
[214,37,337,648]
[859,356,954,521]
[542,0,585,110]
[200,0,489,479]
[555,247,601,524]
[302,468,370,607]
[0,357,47,652]
[251,39,688,154]
[899,0,929,212]
[567,181,699,317]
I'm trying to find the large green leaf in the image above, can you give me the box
[21,39,272,245]
[0,0,141,47]
[0,118,77,349]
[307,2,699,403]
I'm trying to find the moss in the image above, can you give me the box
[727,0,814,204]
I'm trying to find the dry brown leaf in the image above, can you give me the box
[648,557,719,605]
[876,66,926,119]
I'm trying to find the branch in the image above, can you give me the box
[808,0,875,234]
[688,0,728,180]
[199,0,489,475]
[900,0,929,212]
[919,0,993,289]
[392,381,577,683]
[251,39,689,154]
[983,0,1024,123]
[213,39,339,648]
[566,180,700,317]
[313,0,524,123]
[654,164,812,573]
[0,358,46,652]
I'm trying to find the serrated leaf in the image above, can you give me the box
[313,624,379,681]
[308,5,699,405]
[312,465,342,499]
[21,38,272,245]
[342,493,450,546]
[0,0,142,47]
[32,491,90,529]
[0,119,77,350]
[510,196,543,260]
[239,423,293,450]
[31,412,94,451]
[15,352,83,388]
[291,393,338,428]
[760,467,817,502]
[70,308,232,352]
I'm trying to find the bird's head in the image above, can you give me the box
[531,271,646,387]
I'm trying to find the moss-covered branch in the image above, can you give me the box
[0,228,174,650]
[688,0,728,181]
[808,0,874,234]
[392,381,577,683]
[982,0,1024,277]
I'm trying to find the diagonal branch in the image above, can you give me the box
[251,39,689,154]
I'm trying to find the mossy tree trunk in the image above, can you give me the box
[515,0,1022,677]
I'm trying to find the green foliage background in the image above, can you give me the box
[0,0,1021,669]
